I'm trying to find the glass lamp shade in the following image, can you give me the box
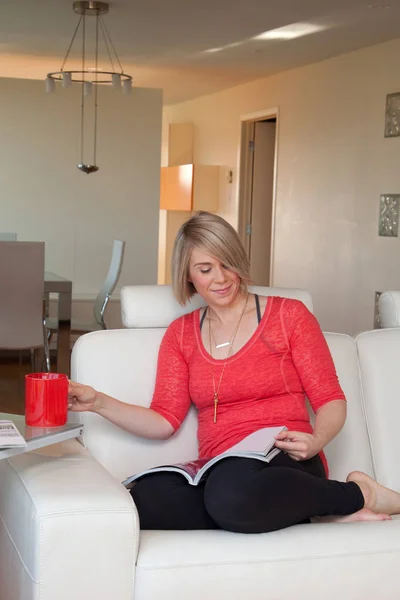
[112,73,121,89]
[62,72,72,88]
[123,79,132,94]
[45,77,55,93]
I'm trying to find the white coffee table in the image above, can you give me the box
[0,412,83,460]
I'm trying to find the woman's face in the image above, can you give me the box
[188,247,241,307]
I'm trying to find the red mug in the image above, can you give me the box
[25,373,69,427]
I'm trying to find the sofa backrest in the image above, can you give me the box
[322,333,374,480]
[379,291,400,328]
[71,286,374,483]
[356,328,400,491]
[72,328,199,481]
[71,329,374,483]
[121,284,313,328]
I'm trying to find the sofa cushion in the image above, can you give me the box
[135,519,400,600]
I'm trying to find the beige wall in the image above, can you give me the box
[162,38,400,334]
[0,78,162,303]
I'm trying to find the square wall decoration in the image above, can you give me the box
[385,92,400,137]
[379,194,399,237]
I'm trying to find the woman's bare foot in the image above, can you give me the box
[312,507,391,524]
[347,471,400,516]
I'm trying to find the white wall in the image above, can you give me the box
[163,38,400,335]
[0,78,162,301]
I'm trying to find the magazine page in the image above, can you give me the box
[122,458,209,487]
[171,458,209,479]
[192,426,287,485]
[122,426,287,487]
[227,425,287,454]
[0,420,27,448]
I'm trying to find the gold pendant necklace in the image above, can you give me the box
[208,294,249,424]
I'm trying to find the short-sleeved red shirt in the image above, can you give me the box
[150,296,346,476]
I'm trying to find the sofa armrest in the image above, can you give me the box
[0,439,138,600]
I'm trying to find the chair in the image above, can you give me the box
[47,239,125,336]
[0,232,17,241]
[0,241,50,371]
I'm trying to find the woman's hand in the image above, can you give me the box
[68,380,99,413]
[274,430,323,461]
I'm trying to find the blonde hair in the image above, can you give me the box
[171,211,250,305]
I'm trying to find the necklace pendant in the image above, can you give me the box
[208,293,249,425]
[213,392,218,424]
[215,341,230,349]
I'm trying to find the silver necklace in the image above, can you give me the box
[209,327,230,349]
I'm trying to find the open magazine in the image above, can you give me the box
[0,420,27,448]
[123,425,287,487]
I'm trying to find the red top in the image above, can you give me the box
[151,296,346,476]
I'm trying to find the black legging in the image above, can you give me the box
[130,452,364,533]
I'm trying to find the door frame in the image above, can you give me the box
[237,107,279,286]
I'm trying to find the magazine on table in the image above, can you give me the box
[123,425,287,487]
[0,420,27,449]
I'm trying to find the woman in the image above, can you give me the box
[69,211,400,533]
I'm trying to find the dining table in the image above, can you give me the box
[44,271,72,376]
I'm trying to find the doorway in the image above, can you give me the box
[238,110,278,286]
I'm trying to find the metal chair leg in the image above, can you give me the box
[18,350,24,398]
[30,348,35,372]
[43,317,51,373]
[99,294,110,329]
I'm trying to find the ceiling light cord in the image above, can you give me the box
[99,15,115,73]
[93,10,99,166]
[60,14,83,73]
[80,12,86,166]
[99,15,124,74]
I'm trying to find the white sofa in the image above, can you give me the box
[379,291,400,328]
[1,285,400,600]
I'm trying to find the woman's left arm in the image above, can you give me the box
[274,299,347,461]
[274,400,346,460]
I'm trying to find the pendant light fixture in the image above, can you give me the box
[45,1,133,174]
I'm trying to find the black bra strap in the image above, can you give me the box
[255,294,261,323]
[200,297,261,329]
[199,306,208,330]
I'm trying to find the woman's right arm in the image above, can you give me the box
[68,318,190,441]
[68,381,174,440]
